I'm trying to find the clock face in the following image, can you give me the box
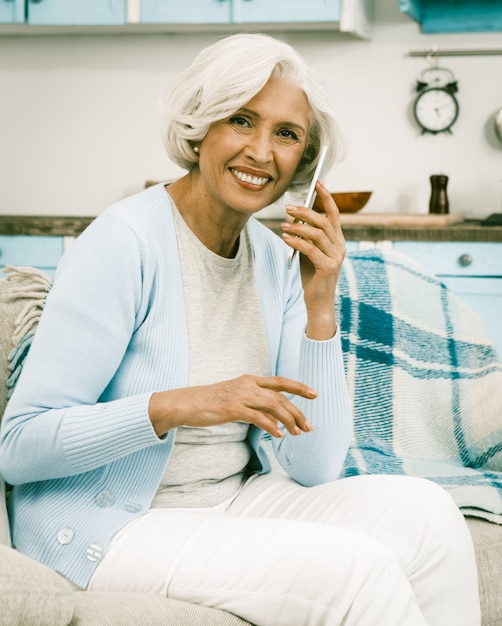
[413,87,459,134]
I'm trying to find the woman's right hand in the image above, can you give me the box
[148,375,317,438]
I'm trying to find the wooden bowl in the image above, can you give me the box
[314,191,372,213]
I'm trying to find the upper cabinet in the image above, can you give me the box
[140,0,361,31]
[400,0,502,33]
[0,0,126,25]
[28,0,126,26]
[0,0,371,37]
[140,0,230,25]
[0,0,24,23]
[233,0,342,24]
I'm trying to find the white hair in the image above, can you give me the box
[160,33,343,191]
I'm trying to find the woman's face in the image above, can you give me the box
[196,77,311,217]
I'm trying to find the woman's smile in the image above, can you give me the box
[229,167,272,189]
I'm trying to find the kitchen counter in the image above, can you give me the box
[260,218,502,242]
[0,215,94,237]
[1,215,502,242]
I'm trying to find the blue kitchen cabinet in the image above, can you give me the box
[0,235,64,278]
[141,0,230,24]
[400,0,502,33]
[141,0,369,34]
[393,241,502,357]
[232,0,340,24]
[141,0,340,25]
[0,0,24,24]
[27,0,126,26]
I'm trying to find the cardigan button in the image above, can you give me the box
[124,501,142,513]
[86,544,103,562]
[57,528,74,545]
[96,490,114,507]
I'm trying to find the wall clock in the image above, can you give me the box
[413,67,459,135]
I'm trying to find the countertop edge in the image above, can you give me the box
[1,215,502,242]
[0,216,95,237]
[259,219,502,243]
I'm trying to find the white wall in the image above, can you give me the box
[0,1,501,218]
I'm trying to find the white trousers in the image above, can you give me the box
[89,473,481,626]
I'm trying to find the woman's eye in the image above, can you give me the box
[278,129,299,141]
[229,115,251,127]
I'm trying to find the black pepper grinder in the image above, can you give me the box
[429,175,449,214]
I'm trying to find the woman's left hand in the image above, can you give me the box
[281,181,345,340]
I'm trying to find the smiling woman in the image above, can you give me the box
[160,33,341,192]
[166,76,311,253]
[0,33,481,626]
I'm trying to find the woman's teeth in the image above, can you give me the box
[231,169,269,186]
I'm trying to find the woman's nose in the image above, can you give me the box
[244,131,273,164]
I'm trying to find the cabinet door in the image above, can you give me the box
[27,0,126,25]
[0,235,63,276]
[442,276,502,359]
[233,0,341,23]
[393,242,501,278]
[141,0,231,24]
[394,241,502,357]
[345,241,359,253]
[0,0,24,24]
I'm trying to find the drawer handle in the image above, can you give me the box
[458,254,473,267]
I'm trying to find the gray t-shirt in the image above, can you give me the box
[151,204,270,509]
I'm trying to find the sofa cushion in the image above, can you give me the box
[0,543,74,626]
[466,517,502,626]
[71,592,251,626]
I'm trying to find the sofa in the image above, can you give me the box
[0,258,501,626]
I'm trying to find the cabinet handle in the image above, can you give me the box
[458,253,473,267]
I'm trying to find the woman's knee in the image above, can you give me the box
[384,476,465,533]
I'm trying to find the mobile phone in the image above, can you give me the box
[287,145,329,268]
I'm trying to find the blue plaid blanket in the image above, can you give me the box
[338,250,502,523]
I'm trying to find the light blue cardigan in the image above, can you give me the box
[0,184,352,588]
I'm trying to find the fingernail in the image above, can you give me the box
[293,426,301,436]
[305,421,314,432]
[286,205,297,213]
